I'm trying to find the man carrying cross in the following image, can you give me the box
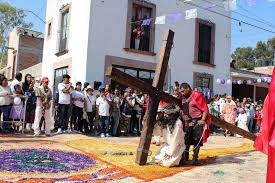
[179,83,211,165]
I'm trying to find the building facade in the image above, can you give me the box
[1,28,44,79]
[42,0,231,96]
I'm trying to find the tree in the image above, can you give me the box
[0,2,32,68]
[231,37,275,69]
[267,37,275,61]
[254,41,273,61]
[231,47,256,69]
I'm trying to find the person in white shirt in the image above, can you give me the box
[96,86,111,138]
[71,82,85,133]
[10,73,23,93]
[85,85,97,134]
[236,108,249,137]
[57,74,72,133]
[0,75,13,133]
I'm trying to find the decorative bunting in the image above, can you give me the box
[142,18,152,26]
[155,16,166,24]
[223,0,237,11]
[185,8,197,20]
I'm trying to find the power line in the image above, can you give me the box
[237,4,275,28]
[198,0,275,29]
[177,0,275,34]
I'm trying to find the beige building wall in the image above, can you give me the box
[20,63,42,78]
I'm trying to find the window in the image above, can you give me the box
[194,18,215,65]
[59,9,69,52]
[193,72,213,100]
[111,65,155,89]
[125,0,156,54]
[47,22,52,38]
[56,4,70,56]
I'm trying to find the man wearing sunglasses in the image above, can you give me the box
[33,77,53,137]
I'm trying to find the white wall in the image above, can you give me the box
[43,0,231,95]
[87,0,231,95]
[42,0,92,86]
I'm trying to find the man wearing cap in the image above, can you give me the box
[34,77,52,136]
[96,86,112,137]
[57,74,72,133]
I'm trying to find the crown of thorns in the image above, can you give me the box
[158,104,180,114]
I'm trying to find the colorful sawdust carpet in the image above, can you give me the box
[0,148,129,182]
[0,149,96,173]
[67,139,255,182]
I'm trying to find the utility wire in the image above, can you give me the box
[177,0,275,34]
[198,0,275,29]
[237,4,275,28]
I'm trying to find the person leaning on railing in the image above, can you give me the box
[0,75,13,133]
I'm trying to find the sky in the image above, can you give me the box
[1,0,275,52]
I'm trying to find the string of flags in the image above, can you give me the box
[216,77,272,85]
[133,0,274,26]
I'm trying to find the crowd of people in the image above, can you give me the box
[0,72,263,138]
[207,94,263,136]
[0,72,266,167]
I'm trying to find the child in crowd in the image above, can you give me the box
[10,84,25,133]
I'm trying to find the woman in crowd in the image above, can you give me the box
[10,84,25,133]
[84,85,97,135]
[71,82,85,133]
[0,75,13,133]
[221,96,236,136]
[22,74,36,130]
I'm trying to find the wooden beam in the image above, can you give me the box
[135,30,175,165]
[105,67,182,107]
[211,115,257,141]
[152,30,174,88]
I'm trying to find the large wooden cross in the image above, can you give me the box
[106,29,256,165]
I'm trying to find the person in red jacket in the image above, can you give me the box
[179,83,211,165]
[254,67,275,183]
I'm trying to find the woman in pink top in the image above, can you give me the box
[221,96,237,136]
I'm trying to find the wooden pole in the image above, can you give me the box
[211,115,257,141]
[135,30,175,165]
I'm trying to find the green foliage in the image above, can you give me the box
[254,41,272,61]
[0,2,32,68]
[232,37,275,69]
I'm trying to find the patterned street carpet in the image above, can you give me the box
[0,134,256,183]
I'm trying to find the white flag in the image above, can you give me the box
[155,16,166,25]
[185,8,197,20]
[223,0,237,11]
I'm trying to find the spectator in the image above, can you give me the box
[71,82,85,133]
[236,108,249,137]
[10,84,24,133]
[96,86,112,138]
[22,74,36,131]
[84,85,96,134]
[111,88,121,136]
[221,96,236,136]
[10,73,23,93]
[255,107,262,133]
[57,74,72,134]
[33,77,52,137]
[0,75,13,133]
[230,60,236,69]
